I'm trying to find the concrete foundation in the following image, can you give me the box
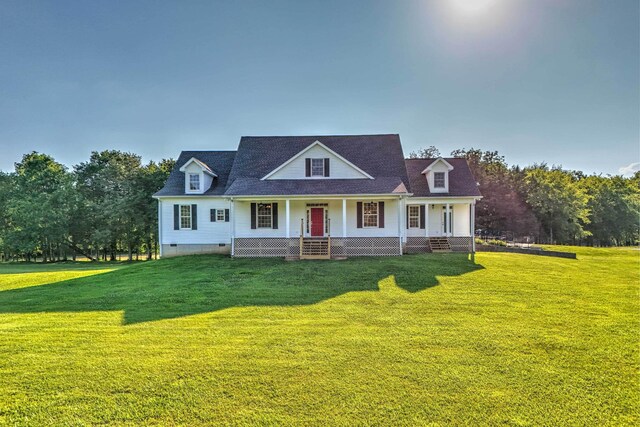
[161,244,231,257]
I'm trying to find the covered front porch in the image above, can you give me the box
[404,200,476,253]
[230,196,403,258]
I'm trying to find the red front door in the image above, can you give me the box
[310,208,324,237]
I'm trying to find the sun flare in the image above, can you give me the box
[449,0,499,15]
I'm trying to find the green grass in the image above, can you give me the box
[0,248,638,425]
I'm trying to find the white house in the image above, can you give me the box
[153,134,481,258]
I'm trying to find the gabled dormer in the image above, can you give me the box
[261,141,373,180]
[421,157,454,193]
[179,157,217,194]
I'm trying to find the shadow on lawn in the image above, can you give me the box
[0,254,483,324]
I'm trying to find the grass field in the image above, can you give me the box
[0,247,638,425]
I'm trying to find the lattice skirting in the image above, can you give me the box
[449,237,473,252]
[233,237,402,257]
[405,237,474,253]
[330,237,401,257]
[233,238,300,257]
[405,237,431,253]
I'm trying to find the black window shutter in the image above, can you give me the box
[324,158,330,177]
[356,202,363,228]
[225,209,230,222]
[272,203,278,229]
[174,205,179,230]
[191,204,197,230]
[406,206,409,229]
[420,205,426,229]
[378,202,385,228]
[305,159,311,177]
[210,209,216,222]
[251,203,257,229]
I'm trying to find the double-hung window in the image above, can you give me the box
[363,202,378,228]
[408,205,420,228]
[180,205,192,229]
[216,209,225,222]
[257,203,273,228]
[434,172,445,189]
[189,173,200,191]
[311,158,325,177]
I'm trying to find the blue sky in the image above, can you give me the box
[1,0,638,175]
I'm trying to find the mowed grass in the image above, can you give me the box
[0,248,638,426]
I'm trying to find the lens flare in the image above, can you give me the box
[449,0,499,15]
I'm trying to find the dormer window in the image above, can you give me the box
[189,173,200,191]
[179,157,217,194]
[421,157,454,193]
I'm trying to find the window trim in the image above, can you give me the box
[362,201,379,228]
[310,158,325,177]
[216,209,225,222]
[433,172,446,189]
[256,203,273,229]
[408,205,421,229]
[179,204,192,229]
[188,173,201,192]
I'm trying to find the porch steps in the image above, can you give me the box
[300,238,330,260]
[429,237,451,253]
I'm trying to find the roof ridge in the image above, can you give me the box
[405,157,458,160]
[182,150,237,153]
[240,134,399,138]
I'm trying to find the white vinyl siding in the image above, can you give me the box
[161,198,232,244]
[266,144,369,180]
[426,160,450,193]
[233,199,400,238]
[405,200,474,237]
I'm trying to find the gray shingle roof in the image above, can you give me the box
[405,158,482,197]
[225,177,408,196]
[228,134,409,183]
[153,151,237,196]
[154,138,480,198]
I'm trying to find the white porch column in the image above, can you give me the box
[230,198,235,256]
[285,199,291,238]
[446,203,451,237]
[397,198,403,251]
[424,203,429,238]
[342,198,347,237]
[471,201,476,252]
[158,200,163,258]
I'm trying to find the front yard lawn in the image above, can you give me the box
[0,247,638,425]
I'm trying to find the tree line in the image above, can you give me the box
[410,146,640,246]
[0,151,174,262]
[0,147,637,262]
